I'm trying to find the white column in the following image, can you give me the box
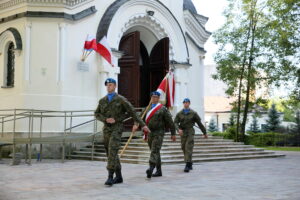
[24,22,32,82]
[58,23,66,83]
[199,54,205,119]
[173,63,191,114]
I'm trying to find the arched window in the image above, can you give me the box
[6,42,15,87]
[0,28,22,89]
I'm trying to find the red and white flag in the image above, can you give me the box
[84,35,97,51]
[95,36,114,66]
[157,71,175,108]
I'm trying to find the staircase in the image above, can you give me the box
[70,133,285,164]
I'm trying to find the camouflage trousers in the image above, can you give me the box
[103,124,123,171]
[181,134,194,162]
[147,132,164,166]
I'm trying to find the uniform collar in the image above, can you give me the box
[183,108,190,114]
[106,92,117,102]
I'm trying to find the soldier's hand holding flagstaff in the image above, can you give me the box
[171,135,176,142]
[178,129,183,136]
[106,118,115,124]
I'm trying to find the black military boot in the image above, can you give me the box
[146,164,156,178]
[104,170,114,186]
[189,162,193,170]
[184,162,190,173]
[113,169,123,184]
[152,165,162,177]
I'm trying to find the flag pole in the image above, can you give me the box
[119,72,170,158]
[84,50,93,61]
[119,101,152,157]
[81,49,86,61]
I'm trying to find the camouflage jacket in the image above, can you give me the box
[174,109,207,135]
[94,94,145,127]
[145,105,176,135]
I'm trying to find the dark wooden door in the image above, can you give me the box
[149,37,170,92]
[118,31,140,106]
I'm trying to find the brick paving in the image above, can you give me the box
[0,151,299,200]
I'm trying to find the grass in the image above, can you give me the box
[261,146,300,151]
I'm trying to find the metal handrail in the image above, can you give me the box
[0,109,100,165]
[65,119,95,131]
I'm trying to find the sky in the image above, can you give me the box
[193,0,293,98]
[193,0,228,65]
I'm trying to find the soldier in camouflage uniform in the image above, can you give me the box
[139,91,176,178]
[95,78,150,186]
[174,98,207,173]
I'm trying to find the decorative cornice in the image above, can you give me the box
[185,32,206,53]
[171,61,192,70]
[194,13,209,26]
[0,0,93,11]
[184,10,211,48]
[0,6,97,25]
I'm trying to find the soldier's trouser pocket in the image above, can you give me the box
[181,134,194,162]
[149,135,163,165]
[105,130,122,171]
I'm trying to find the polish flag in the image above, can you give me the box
[84,35,97,51]
[157,71,175,108]
[95,36,114,66]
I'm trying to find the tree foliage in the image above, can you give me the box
[213,0,299,141]
[266,104,281,131]
[249,114,261,133]
[208,118,219,132]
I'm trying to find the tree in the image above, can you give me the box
[266,104,281,132]
[208,118,219,132]
[293,110,300,134]
[213,0,299,141]
[249,114,260,133]
[228,113,236,126]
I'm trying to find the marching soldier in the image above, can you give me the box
[95,78,150,186]
[134,91,176,178]
[174,98,207,173]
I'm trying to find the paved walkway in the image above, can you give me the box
[0,151,299,200]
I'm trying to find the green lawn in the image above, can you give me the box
[261,146,300,151]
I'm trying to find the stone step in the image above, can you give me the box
[72,150,273,160]
[127,138,234,143]
[122,145,255,151]
[120,142,244,146]
[120,148,264,155]
[161,153,285,164]
[69,153,285,165]
[77,147,264,154]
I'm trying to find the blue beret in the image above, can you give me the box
[151,91,161,97]
[105,78,116,86]
[183,98,190,103]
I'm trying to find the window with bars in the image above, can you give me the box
[5,42,15,87]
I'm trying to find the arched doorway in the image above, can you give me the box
[118,31,169,107]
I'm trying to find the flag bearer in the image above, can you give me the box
[174,98,207,173]
[135,91,176,178]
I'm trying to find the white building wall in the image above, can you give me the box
[0,0,210,132]
[0,18,26,109]
[185,40,205,120]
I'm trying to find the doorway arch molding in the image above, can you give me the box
[96,0,189,62]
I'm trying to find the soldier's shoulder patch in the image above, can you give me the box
[99,97,105,103]
[190,109,197,114]
[116,94,127,102]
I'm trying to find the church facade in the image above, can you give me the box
[0,0,210,120]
